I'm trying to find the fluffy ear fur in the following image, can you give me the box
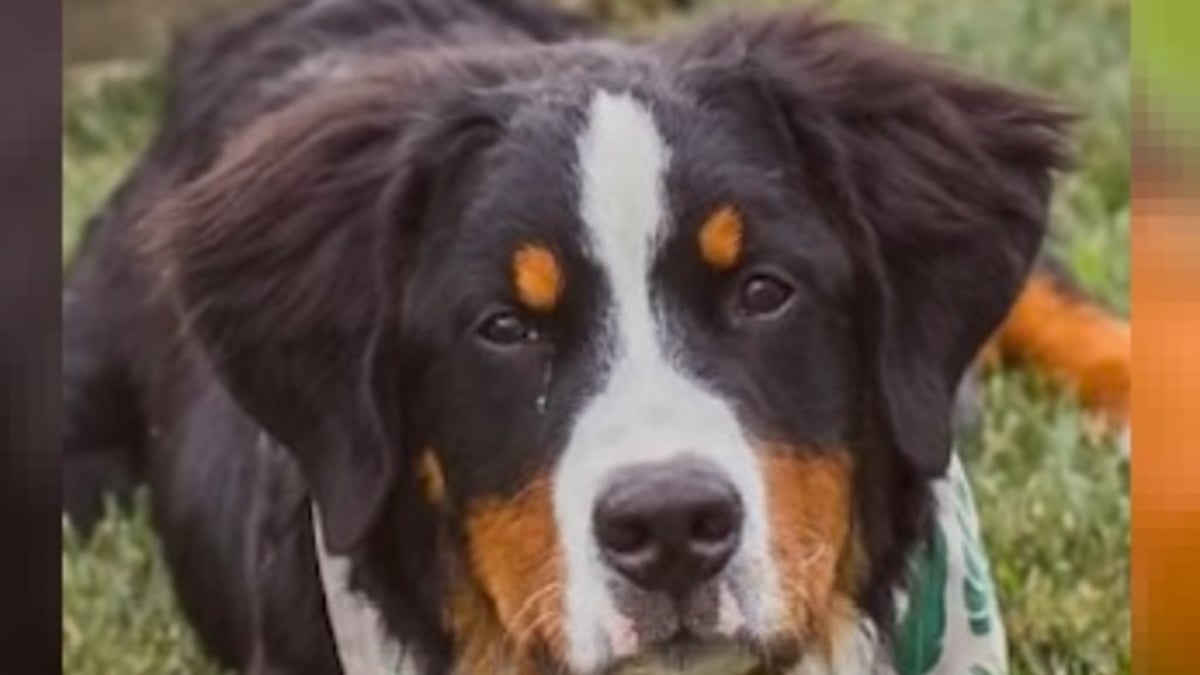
[669,11,1072,475]
[150,70,509,553]
[150,78,410,553]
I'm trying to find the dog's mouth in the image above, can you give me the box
[535,575,805,675]
[601,632,798,675]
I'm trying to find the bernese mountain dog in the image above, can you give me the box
[62,0,1129,673]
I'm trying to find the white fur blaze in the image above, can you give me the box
[552,90,780,672]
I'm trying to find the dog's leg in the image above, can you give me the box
[981,262,1130,426]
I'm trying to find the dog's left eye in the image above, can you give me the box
[736,272,795,318]
[477,310,538,346]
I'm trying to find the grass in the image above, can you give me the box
[63,500,226,675]
[62,61,164,265]
[62,0,1130,673]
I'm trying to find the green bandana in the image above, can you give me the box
[892,455,1007,675]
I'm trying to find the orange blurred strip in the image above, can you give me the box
[1133,188,1200,673]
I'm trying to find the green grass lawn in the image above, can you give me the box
[62,0,1130,673]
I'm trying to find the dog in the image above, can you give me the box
[62,0,1129,673]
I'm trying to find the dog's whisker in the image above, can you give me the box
[507,582,564,630]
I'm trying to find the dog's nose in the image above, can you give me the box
[592,457,742,594]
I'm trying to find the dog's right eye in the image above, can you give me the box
[477,310,537,346]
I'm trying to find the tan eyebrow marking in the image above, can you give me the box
[698,205,744,270]
[512,244,563,312]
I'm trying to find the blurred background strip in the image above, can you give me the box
[64,0,268,65]
[1133,0,1200,671]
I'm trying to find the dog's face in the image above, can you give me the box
[156,12,1068,675]
[401,82,860,671]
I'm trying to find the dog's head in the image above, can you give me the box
[154,11,1068,674]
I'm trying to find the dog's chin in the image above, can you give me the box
[599,635,798,675]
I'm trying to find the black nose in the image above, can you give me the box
[592,457,743,594]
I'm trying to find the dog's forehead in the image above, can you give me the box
[478,88,685,322]
[549,85,787,291]
[493,85,714,255]
[573,90,671,277]
[442,85,670,270]
[440,78,796,310]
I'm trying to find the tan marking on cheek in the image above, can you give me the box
[446,581,508,674]
[462,475,565,665]
[418,449,446,508]
[760,447,854,650]
[512,244,563,312]
[834,521,868,596]
[698,205,744,270]
[446,581,540,675]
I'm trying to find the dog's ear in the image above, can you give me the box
[672,12,1072,474]
[151,75,504,552]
